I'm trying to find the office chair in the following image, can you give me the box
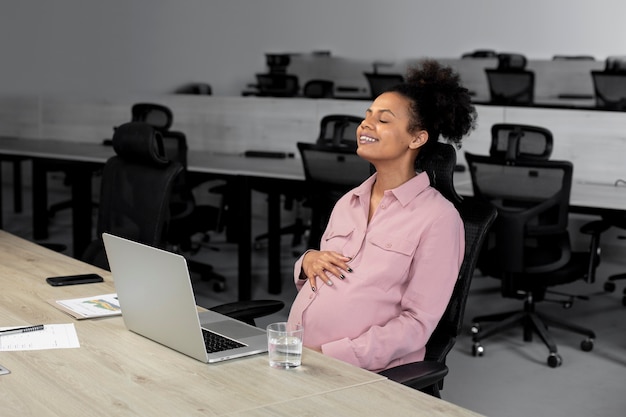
[465,152,600,367]
[591,70,626,110]
[252,114,362,250]
[81,122,283,323]
[315,114,362,149]
[296,141,372,250]
[485,53,535,105]
[552,55,595,61]
[253,73,300,97]
[303,79,334,98]
[131,103,173,132]
[380,142,497,398]
[363,72,405,99]
[489,123,553,162]
[81,122,183,270]
[598,210,626,306]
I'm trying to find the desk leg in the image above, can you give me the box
[236,175,252,301]
[267,190,282,294]
[32,160,49,240]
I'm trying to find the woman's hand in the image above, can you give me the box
[301,250,352,291]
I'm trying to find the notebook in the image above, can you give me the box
[102,233,268,363]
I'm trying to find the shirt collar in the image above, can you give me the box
[351,171,432,206]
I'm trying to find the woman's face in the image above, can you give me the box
[356,92,425,166]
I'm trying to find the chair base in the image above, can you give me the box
[470,297,595,367]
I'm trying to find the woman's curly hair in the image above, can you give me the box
[388,59,477,160]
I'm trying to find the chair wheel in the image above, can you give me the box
[580,338,594,352]
[547,353,562,368]
[472,343,484,357]
[604,281,616,292]
[470,323,480,335]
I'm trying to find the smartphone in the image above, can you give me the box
[46,273,104,286]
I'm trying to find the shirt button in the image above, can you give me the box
[381,204,386,209]
[385,243,392,248]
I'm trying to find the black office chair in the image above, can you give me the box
[82,122,284,324]
[252,114,362,251]
[489,123,553,161]
[485,53,535,105]
[591,57,626,110]
[296,141,371,250]
[315,114,362,149]
[131,103,174,132]
[380,143,497,398]
[552,55,595,61]
[363,72,405,99]
[81,122,183,270]
[303,79,334,98]
[464,152,600,367]
[253,73,300,97]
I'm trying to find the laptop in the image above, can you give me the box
[102,233,268,363]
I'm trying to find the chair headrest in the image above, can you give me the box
[605,56,626,73]
[112,122,170,167]
[497,53,527,70]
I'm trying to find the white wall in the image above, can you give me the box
[1,1,625,97]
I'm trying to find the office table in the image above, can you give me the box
[0,230,483,417]
[1,136,623,301]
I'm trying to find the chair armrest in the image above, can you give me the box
[209,300,284,326]
[378,361,448,392]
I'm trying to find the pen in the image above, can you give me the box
[0,324,44,337]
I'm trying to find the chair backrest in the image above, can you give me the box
[255,73,300,97]
[591,70,626,110]
[417,143,498,362]
[363,72,405,98]
[315,114,362,149]
[465,152,573,277]
[489,123,554,161]
[485,68,535,105]
[303,79,334,98]
[83,122,183,269]
[131,103,174,132]
[297,141,372,249]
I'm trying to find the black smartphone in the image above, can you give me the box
[46,273,104,286]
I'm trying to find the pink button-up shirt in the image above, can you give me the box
[287,171,464,372]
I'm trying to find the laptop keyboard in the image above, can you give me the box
[202,329,246,353]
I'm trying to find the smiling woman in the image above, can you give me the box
[287,59,477,373]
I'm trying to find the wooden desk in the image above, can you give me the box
[0,230,483,417]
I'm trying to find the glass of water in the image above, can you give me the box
[266,322,303,368]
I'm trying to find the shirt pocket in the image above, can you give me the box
[365,232,417,292]
[323,225,355,253]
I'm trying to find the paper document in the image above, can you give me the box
[0,324,80,351]
[51,293,121,319]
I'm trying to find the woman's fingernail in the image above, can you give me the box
[347,268,353,273]
[339,274,345,280]
[327,280,333,286]
[311,286,316,292]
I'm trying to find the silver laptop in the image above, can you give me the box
[102,233,267,363]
